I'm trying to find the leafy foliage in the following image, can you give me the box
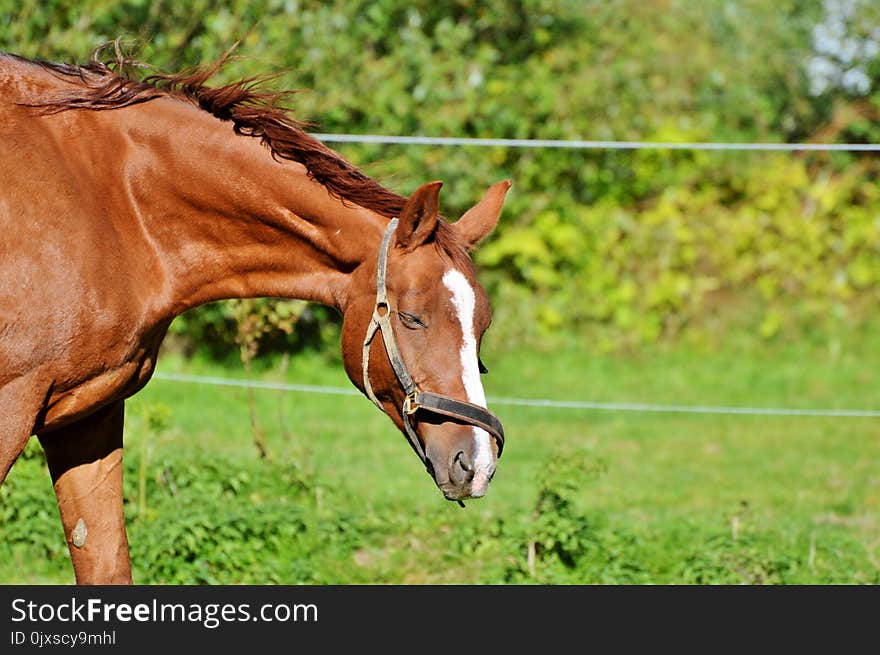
[4,1,880,355]
[6,434,874,585]
[481,152,880,348]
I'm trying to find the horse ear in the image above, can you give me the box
[454,180,511,249]
[396,181,442,250]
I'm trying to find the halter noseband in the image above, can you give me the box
[361,218,505,468]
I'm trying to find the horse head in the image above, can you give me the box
[341,180,510,502]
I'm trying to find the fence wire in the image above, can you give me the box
[152,373,880,418]
[312,133,880,151]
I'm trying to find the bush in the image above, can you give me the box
[480,153,880,349]
[5,0,880,356]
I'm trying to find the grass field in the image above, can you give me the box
[2,323,879,584]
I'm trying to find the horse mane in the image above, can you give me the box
[16,43,470,271]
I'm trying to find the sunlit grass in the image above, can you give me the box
[2,325,878,584]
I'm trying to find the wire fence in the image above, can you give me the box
[312,133,880,151]
[152,372,880,419]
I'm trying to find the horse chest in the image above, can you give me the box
[37,325,168,433]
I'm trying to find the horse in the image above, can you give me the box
[0,48,510,584]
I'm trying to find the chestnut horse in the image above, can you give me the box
[0,50,510,584]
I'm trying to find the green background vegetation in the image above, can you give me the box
[4,337,879,584]
[1,0,879,583]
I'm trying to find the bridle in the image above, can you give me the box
[361,218,505,470]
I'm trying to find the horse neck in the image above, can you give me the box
[128,98,387,315]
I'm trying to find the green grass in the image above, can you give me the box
[2,324,879,584]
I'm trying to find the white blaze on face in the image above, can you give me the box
[442,268,493,476]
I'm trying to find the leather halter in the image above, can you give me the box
[361,218,506,468]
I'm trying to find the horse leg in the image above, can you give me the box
[37,400,132,584]
[0,375,46,486]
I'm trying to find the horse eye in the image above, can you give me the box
[478,357,489,375]
[398,311,426,329]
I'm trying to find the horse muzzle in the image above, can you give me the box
[422,423,499,502]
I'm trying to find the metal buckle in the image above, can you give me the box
[403,392,420,415]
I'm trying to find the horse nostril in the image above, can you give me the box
[451,450,475,485]
[455,450,473,473]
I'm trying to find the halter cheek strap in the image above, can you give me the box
[362,219,505,468]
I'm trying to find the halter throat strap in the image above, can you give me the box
[361,219,505,466]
